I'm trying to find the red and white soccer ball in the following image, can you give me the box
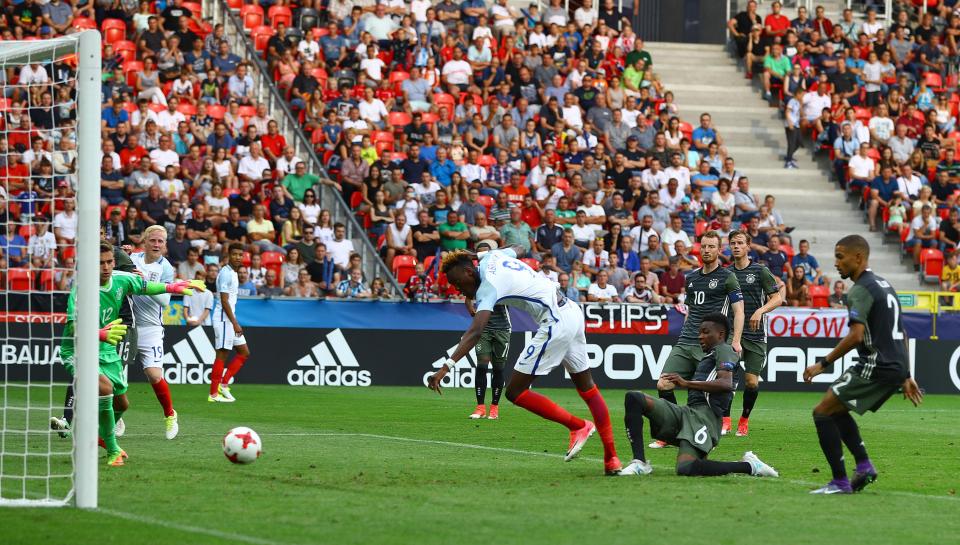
[223,427,262,464]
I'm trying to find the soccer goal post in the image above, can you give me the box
[0,31,101,508]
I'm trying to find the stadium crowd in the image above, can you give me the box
[732,0,960,290]
[0,0,872,305]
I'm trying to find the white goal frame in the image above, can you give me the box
[0,31,100,509]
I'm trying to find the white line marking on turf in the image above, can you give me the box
[122,431,960,502]
[97,508,301,545]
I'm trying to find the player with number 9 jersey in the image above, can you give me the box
[428,247,623,475]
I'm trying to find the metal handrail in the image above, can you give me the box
[207,0,403,296]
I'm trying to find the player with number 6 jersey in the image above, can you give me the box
[650,231,745,449]
[804,235,923,495]
[129,225,179,439]
[427,247,622,475]
[618,313,779,479]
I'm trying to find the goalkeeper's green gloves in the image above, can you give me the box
[98,319,128,346]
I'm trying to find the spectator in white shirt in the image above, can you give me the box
[53,198,78,246]
[326,223,356,270]
[238,143,271,183]
[896,164,922,203]
[847,143,877,191]
[148,135,179,174]
[660,214,692,256]
[441,47,472,91]
[587,270,620,302]
[581,237,609,275]
[663,153,691,194]
[275,146,303,175]
[358,87,389,129]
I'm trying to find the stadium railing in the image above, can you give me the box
[899,290,960,339]
[206,0,402,296]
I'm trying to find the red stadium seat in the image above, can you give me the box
[478,155,497,168]
[242,252,252,267]
[182,2,203,16]
[268,5,293,28]
[101,18,127,45]
[392,255,418,284]
[38,270,55,291]
[388,111,412,128]
[113,40,137,63]
[433,93,456,113]
[476,195,495,215]
[924,72,943,93]
[251,25,275,52]
[521,258,540,271]
[72,17,97,30]
[206,104,226,120]
[176,103,197,117]
[809,284,830,308]
[240,5,265,30]
[261,251,284,266]
[226,0,243,10]
[419,112,439,125]
[238,105,257,118]
[7,269,31,291]
[920,249,944,284]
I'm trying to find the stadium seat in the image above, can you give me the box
[420,112,439,125]
[433,93,456,113]
[478,155,497,168]
[521,258,540,271]
[7,269,31,291]
[920,249,944,284]
[226,0,243,10]
[809,284,830,308]
[299,8,320,30]
[206,104,226,120]
[251,25,275,52]
[37,270,55,291]
[182,2,203,16]
[104,204,127,220]
[113,40,137,63]
[476,195,495,215]
[388,111,412,128]
[392,255,418,284]
[72,17,97,30]
[924,72,943,93]
[123,60,143,87]
[238,105,257,118]
[389,71,410,85]
[176,103,197,117]
[268,5,293,27]
[101,18,127,45]
[240,5,265,30]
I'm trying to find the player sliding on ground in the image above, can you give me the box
[619,313,779,478]
[804,235,923,494]
[721,231,784,436]
[428,247,622,475]
[209,243,251,403]
[129,225,180,439]
[59,242,204,466]
[651,231,744,448]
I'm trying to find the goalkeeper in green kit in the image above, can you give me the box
[59,242,205,467]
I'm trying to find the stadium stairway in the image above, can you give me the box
[645,40,924,291]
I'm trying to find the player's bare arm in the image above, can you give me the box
[804,322,865,382]
[750,282,785,331]
[730,299,744,353]
[427,310,492,395]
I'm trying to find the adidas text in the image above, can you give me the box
[287,329,371,387]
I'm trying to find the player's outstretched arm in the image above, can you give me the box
[664,369,734,394]
[141,279,207,297]
[427,310,491,395]
[804,322,865,382]
[730,300,745,353]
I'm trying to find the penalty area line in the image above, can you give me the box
[97,508,302,545]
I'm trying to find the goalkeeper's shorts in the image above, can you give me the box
[61,353,129,396]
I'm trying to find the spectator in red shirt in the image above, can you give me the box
[520,194,543,229]
[658,256,686,303]
[260,120,286,164]
[763,1,790,41]
[501,172,530,205]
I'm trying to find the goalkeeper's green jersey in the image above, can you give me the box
[61,271,148,366]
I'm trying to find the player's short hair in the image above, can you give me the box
[99,242,113,254]
[728,230,751,244]
[836,234,870,258]
[441,249,474,275]
[227,242,245,254]
[143,225,167,240]
[700,230,722,246]
[702,312,730,339]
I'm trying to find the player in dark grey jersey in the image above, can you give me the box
[722,231,784,437]
[804,235,923,495]
[465,241,512,420]
[618,313,779,478]
[650,231,745,449]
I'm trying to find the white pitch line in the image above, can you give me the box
[121,431,960,503]
[97,508,301,545]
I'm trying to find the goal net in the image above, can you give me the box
[0,32,101,508]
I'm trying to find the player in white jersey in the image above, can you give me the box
[427,247,622,475]
[209,243,251,402]
[128,225,180,439]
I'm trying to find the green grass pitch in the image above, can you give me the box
[2,384,959,545]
